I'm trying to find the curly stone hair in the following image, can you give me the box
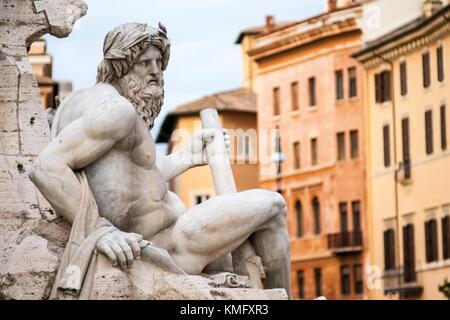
[96,22,170,84]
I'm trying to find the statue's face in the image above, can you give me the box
[34,0,88,37]
[131,45,163,87]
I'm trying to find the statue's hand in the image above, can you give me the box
[96,230,143,269]
[188,128,230,166]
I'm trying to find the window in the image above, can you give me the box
[425,219,439,263]
[309,77,316,107]
[437,46,444,82]
[353,264,363,294]
[291,81,299,111]
[423,51,431,88]
[442,215,450,260]
[400,61,408,96]
[295,200,303,238]
[352,200,361,231]
[403,224,416,283]
[293,142,301,169]
[339,202,348,233]
[273,87,280,116]
[402,117,411,179]
[313,197,321,235]
[341,265,351,295]
[314,268,322,297]
[375,70,391,103]
[297,270,305,299]
[348,67,357,98]
[311,138,318,166]
[337,132,346,161]
[383,124,391,167]
[335,70,344,100]
[441,105,447,151]
[195,194,210,205]
[383,228,396,270]
[350,130,359,159]
[425,110,433,155]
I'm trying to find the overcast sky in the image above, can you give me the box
[45,0,324,142]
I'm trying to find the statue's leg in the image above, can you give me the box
[169,189,290,294]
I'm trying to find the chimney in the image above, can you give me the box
[423,0,443,17]
[265,15,275,32]
[327,0,338,11]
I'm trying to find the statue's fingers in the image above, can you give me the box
[130,232,143,242]
[99,243,118,267]
[126,236,141,260]
[118,240,134,267]
[110,242,127,269]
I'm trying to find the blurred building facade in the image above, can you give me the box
[238,1,369,300]
[156,88,259,208]
[354,0,450,300]
[28,38,73,125]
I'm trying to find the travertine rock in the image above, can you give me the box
[0,0,87,299]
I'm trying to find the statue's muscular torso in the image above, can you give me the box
[56,84,185,247]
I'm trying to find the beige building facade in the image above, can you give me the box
[354,0,450,300]
[239,1,369,300]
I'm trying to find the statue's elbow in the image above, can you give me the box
[28,156,48,185]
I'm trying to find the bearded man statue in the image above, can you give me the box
[30,22,291,300]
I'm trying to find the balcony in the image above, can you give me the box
[327,230,363,254]
[383,267,423,296]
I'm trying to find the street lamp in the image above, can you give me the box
[270,127,285,194]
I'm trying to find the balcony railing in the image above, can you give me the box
[327,230,363,254]
[383,267,423,296]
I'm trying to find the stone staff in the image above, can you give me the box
[200,108,265,289]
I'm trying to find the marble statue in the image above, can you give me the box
[29,22,291,299]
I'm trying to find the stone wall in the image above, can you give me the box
[0,0,87,299]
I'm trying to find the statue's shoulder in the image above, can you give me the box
[82,84,137,139]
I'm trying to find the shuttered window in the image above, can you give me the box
[311,138,318,166]
[295,200,303,238]
[314,268,322,297]
[403,224,416,283]
[442,215,450,260]
[383,228,396,270]
[437,46,444,82]
[341,265,351,295]
[354,264,363,294]
[349,67,357,98]
[339,202,348,233]
[441,105,447,151]
[291,81,299,111]
[273,87,280,116]
[350,130,359,159]
[375,71,391,103]
[423,52,431,88]
[297,270,305,299]
[293,142,301,169]
[425,219,438,263]
[400,61,408,96]
[337,132,345,161]
[425,110,433,155]
[336,70,344,100]
[309,77,317,107]
[402,117,411,179]
[352,201,361,231]
[313,197,321,235]
[383,124,391,167]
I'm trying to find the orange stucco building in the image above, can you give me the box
[237,1,369,299]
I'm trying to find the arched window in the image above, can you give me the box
[312,197,321,235]
[295,200,303,238]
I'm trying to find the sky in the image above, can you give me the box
[45,0,325,147]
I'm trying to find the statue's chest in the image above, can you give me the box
[116,121,157,170]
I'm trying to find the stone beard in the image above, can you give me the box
[116,73,164,130]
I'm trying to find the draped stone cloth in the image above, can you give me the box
[50,170,116,300]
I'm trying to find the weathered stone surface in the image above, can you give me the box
[0,0,87,299]
[89,255,287,300]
